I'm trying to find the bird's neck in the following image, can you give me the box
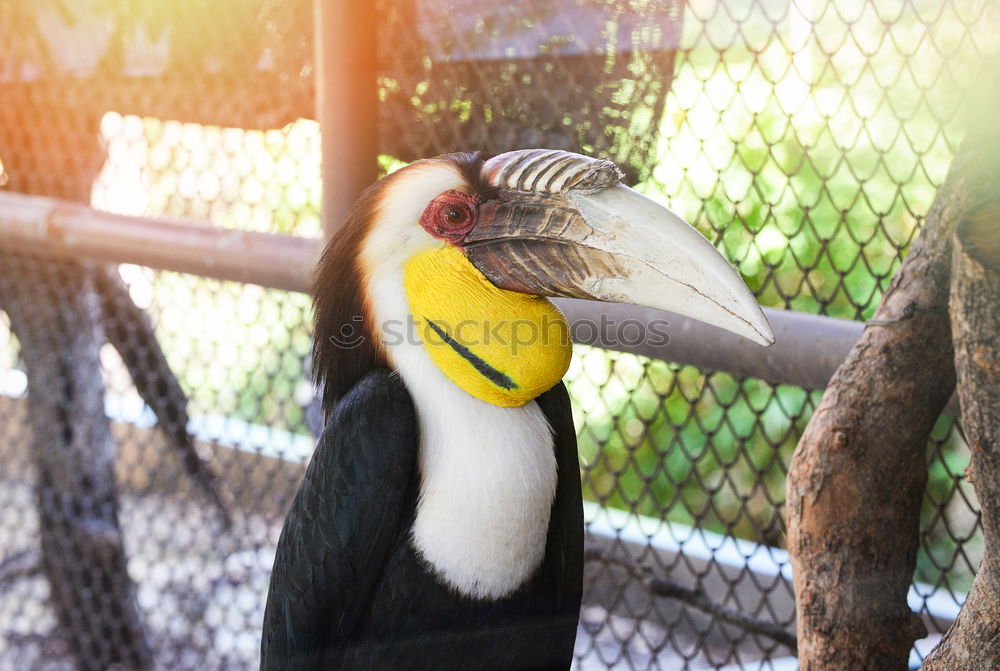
[367,266,559,599]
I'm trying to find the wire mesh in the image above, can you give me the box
[0,0,996,669]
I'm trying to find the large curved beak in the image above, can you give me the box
[463,150,775,347]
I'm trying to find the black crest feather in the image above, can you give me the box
[312,180,389,413]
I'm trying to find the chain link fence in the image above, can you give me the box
[0,0,996,669]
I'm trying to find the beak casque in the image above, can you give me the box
[463,150,775,347]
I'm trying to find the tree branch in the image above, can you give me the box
[787,73,1000,670]
[922,200,1000,668]
[585,548,797,651]
[0,550,40,589]
[784,140,971,669]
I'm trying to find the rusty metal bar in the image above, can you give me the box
[0,193,320,292]
[315,0,381,238]
[0,190,958,412]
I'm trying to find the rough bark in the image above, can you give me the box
[0,257,154,671]
[921,201,1000,669]
[785,151,976,669]
[0,110,157,668]
[0,254,227,666]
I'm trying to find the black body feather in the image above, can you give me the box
[260,370,582,670]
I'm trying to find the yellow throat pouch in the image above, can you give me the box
[403,246,572,407]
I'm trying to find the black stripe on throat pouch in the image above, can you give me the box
[423,317,518,390]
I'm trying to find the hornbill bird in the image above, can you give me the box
[261,149,773,670]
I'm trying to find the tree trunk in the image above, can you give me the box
[785,151,973,669]
[1,256,154,671]
[921,201,1000,669]
[1,92,226,666]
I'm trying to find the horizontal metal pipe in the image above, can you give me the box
[0,192,320,293]
[554,298,960,415]
[554,298,859,391]
[0,191,958,414]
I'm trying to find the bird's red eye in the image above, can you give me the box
[420,190,478,243]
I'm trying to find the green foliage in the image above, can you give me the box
[562,2,976,575]
[567,346,817,547]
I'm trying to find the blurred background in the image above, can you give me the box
[0,0,996,669]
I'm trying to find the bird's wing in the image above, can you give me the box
[535,381,585,626]
[260,369,418,670]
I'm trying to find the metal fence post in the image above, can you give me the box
[314,0,380,240]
